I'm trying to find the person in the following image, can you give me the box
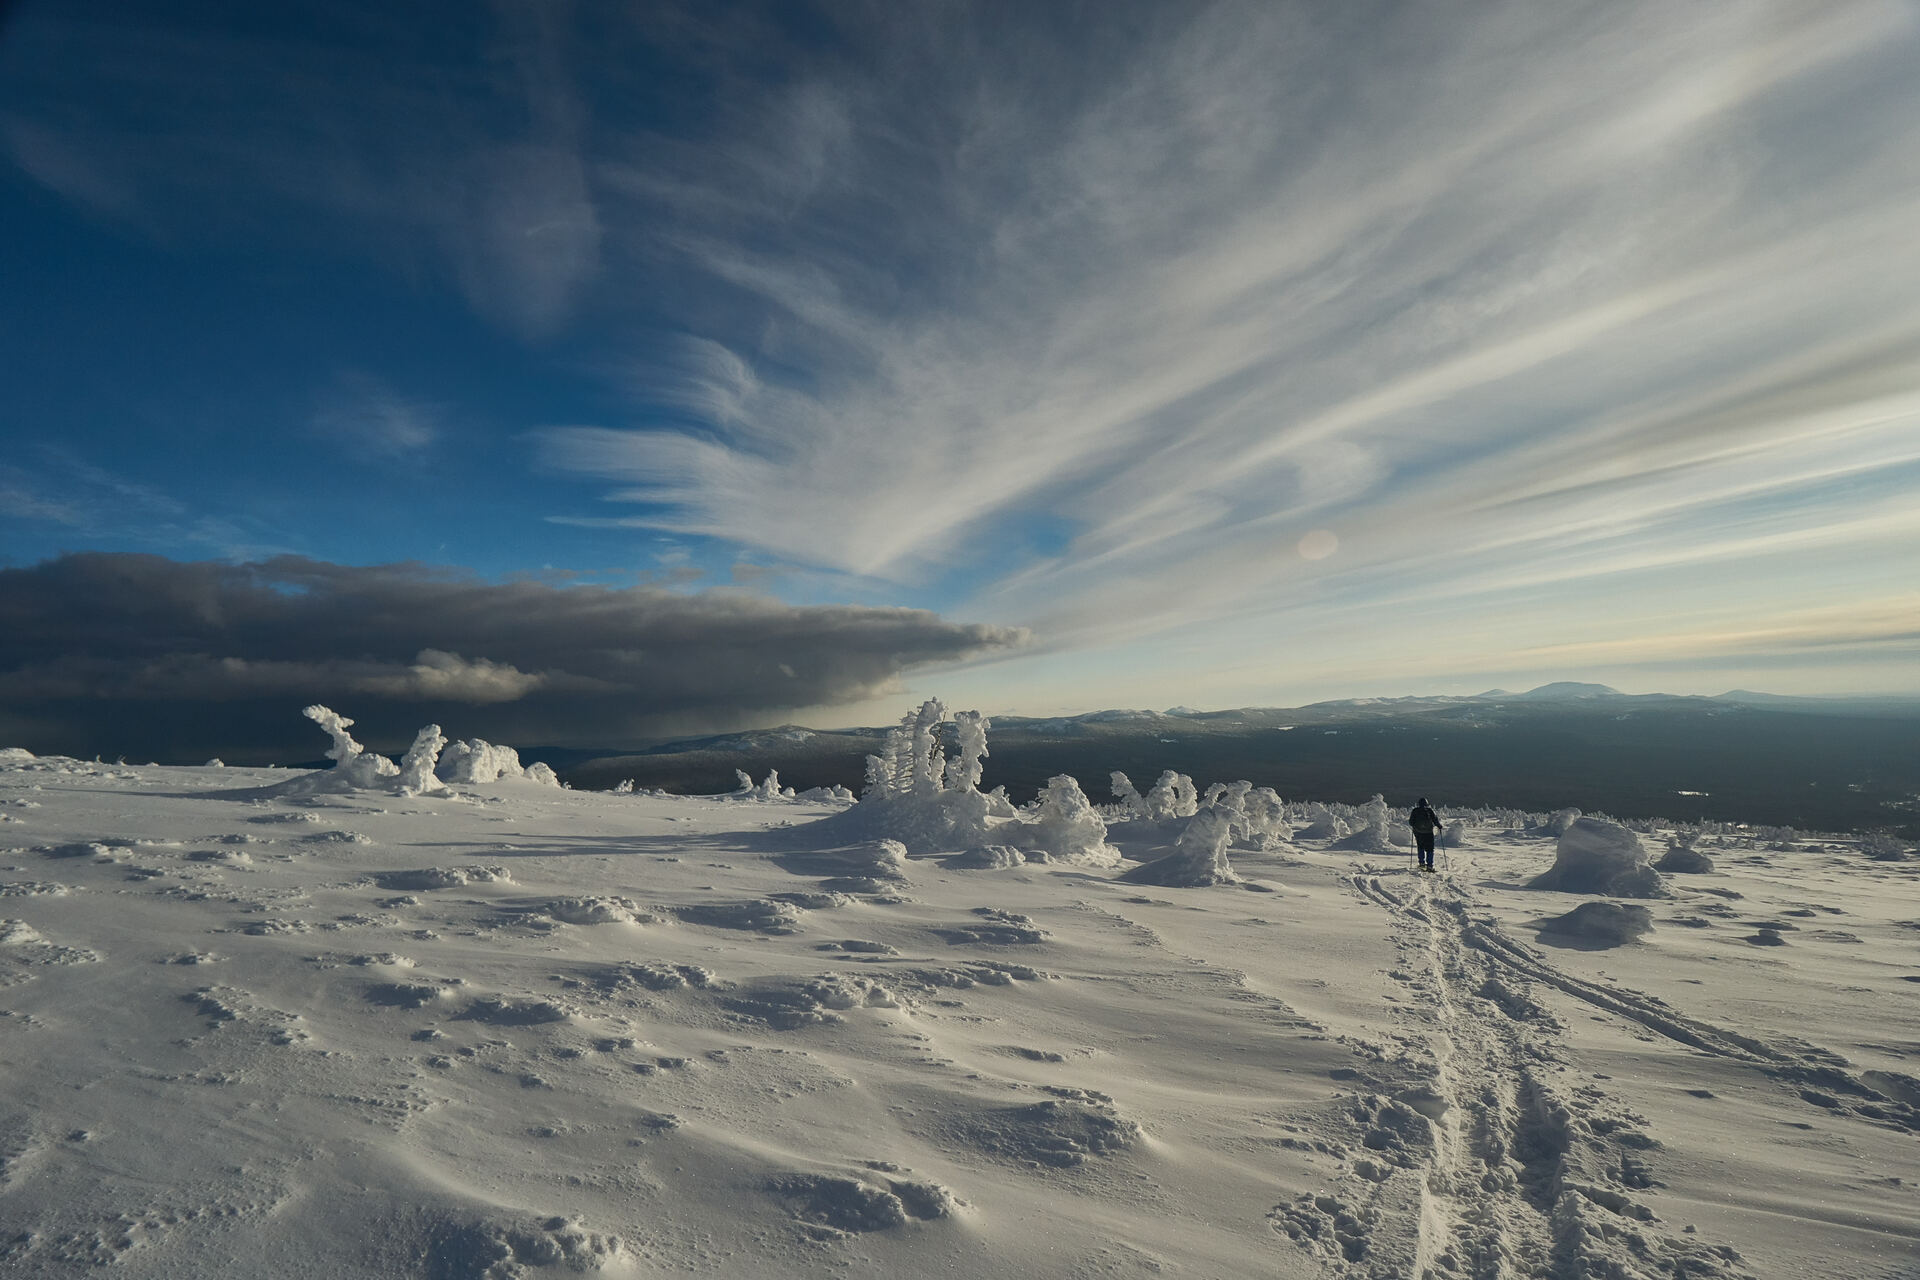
[1408,797,1443,873]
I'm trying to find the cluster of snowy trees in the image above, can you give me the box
[824,698,1109,861]
[822,699,1310,877]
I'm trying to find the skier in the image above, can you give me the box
[1408,797,1443,873]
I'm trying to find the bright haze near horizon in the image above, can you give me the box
[4,0,1920,760]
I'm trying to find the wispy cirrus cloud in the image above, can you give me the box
[313,373,440,461]
[0,448,294,564]
[529,0,1920,698]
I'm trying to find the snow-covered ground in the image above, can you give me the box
[1,744,1915,1278]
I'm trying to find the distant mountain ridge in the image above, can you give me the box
[599,684,1915,760]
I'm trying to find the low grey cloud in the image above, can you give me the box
[0,553,1027,762]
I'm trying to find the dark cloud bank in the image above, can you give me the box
[0,554,1025,762]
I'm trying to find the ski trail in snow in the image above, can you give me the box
[1412,881,1918,1137]
[1278,872,1758,1279]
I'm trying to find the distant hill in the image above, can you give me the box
[1503,682,1623,701]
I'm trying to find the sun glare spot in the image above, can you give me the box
[1297,529,1339,561]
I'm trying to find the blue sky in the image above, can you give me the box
[4,0,1919,753]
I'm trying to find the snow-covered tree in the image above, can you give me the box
[302,705,399,787]
[1331,794,1393,853]
[951,710,990,791]
[1110,772,1151,819]
[395,723,446,796]
[1143,770,1199,819]
[1121,805,1239,886]
[1021,775,1120,867]
[440,738,559,787]
[734,769,795,801]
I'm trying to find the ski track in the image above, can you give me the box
[1277,871,1764,1280]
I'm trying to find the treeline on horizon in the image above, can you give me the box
[563,705,1920,840]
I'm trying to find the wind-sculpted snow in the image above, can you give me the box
[418,1213,623,1279]
[934,1089,1144,1170]
[1537,901,1656,946]
[670,897,807,934]
[770,1170,959,1235]
[943,844,1025,870]
[1655,833,1715,873]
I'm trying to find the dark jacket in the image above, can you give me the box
[1408,804,1441,835]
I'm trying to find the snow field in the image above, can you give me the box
[0,736,1915,1279]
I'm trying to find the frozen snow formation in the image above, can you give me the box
[440,738,560,786]
[1143,770,1201,820]
[734,769,795,800]
[1112,769,1202,820]
[812,699,1116,863]
[1859,832,1912,862]
[1331,794,1395,853]
[302,705,400,788]
[1291,803,1346,841]
[395,723,447,796]
[1526,816,1668,897]
[1017,775,1120,867]
[1656,832,1715,873]
[783,839,913,891]
[1121,805,1240,887]
[944,844,1026,870]
[1534,806,1584,837]
[421,1212,623,1279]
[1221,782,1289,844]
[771,1170,959,1233]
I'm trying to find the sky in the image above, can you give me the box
[4,0,1920,759]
